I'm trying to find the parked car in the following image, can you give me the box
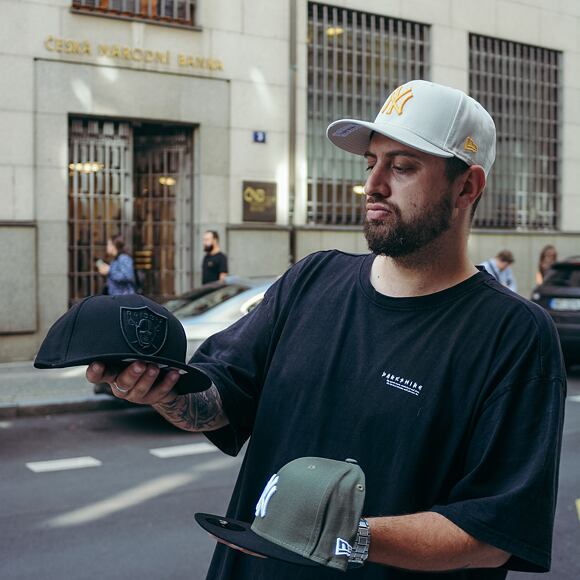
[531,256,580,367]
[165,277,275,360]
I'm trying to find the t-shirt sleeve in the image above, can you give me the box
[431,318,566,572]
[219,253,228,274]
[188,256,313,456]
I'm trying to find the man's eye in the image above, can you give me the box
[393,165,411,173]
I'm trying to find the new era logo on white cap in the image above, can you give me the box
[327,80,496,176]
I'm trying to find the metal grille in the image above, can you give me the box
[307,2,430,225]
[470,34,561,230]
[133,126,194,301]
[69,119,133,302]
[72,1,196,27]
[68,119,194,304]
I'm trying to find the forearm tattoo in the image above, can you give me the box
[153,384,229,432]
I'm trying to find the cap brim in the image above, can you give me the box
[33,354,212,394]
[195,513,318,567]
[327,119,454,159]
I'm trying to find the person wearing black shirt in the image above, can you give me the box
[202,230,228,284]
[87,80,566,579]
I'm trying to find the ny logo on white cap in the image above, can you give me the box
[255,474,279,518]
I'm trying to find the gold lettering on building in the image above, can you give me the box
[44,35,91,56]
[43,36,222,71]
[177,54,224,71]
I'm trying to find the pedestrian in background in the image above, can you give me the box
[202,230,228,284]
[480,250,517,292]
[536,245,558,285]
[96,235,136,296]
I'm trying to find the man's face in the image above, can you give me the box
[203,233,215,253]
[362,134,456,258]
[496,259,511,272]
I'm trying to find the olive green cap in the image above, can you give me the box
[195,457,366,571]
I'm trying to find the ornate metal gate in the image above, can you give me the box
[68,118,193,304]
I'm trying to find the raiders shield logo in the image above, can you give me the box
[120,307,168,356]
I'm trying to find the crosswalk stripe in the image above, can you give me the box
[569,395,580,403]
[149,442,216,459]
[26,456,102,473]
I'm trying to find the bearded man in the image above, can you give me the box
[87,81,565,580]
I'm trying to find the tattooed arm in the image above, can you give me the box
[153,384,229,432]
[86,361,229,432]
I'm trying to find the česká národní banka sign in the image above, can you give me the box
[43,35,224,71]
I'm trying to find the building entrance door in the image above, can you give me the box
[68,118,194,304]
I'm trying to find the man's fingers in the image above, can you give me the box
[126,368,181,405]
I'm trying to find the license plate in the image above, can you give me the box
[550,298,580,311]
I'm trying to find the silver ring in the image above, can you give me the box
[112,381,129,394]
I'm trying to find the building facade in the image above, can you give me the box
[1,0,580,361]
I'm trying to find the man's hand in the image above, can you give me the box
[86,361,181,405]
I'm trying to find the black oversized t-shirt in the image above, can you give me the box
[190,251,566,580]
[202,252,228,284]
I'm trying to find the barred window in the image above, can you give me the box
[470,34,561,230]
[307,2,430,225]
[72,1,197,28]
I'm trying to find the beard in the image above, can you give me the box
[363,191,454,258]
[203,244,214,254]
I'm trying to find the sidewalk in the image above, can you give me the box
[0,361,126,418]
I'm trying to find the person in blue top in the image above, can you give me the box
[480,250,517,293]
[97,234,136,296]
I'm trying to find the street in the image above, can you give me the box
[1,376,579,579]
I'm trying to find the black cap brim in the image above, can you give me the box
[34,354,211,394]
[194,513,318,567]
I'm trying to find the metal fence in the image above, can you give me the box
[470,34,561,230]
[307,2,430,225]
[72,1,196,27]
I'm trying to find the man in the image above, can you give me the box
[87,80,565,579]
[202,230,228,284]
[480,250,517,292]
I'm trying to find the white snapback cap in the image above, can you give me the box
[327,80,496,176]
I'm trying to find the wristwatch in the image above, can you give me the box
[347,518,370,569]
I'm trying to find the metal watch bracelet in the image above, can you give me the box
[347,518,370,569]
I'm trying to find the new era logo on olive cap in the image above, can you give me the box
[327,79,496,176]
[195,457,366,571]
[34,294,211,395]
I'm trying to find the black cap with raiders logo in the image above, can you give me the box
[34,294,211,394]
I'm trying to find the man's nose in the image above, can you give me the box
[364,168,391,199]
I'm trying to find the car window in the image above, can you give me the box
[172,285,250,317]
[543,266,580,287]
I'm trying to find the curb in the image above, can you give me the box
[0,397,131,419]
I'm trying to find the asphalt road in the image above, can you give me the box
[0,408,243,580]
[1,377,580,580]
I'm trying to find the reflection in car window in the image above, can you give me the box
[172,285,249,317]
[544,267,580,287]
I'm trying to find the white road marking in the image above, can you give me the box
[149,442,217,459]
[26,456,102,473]
[569,395,580,403]
[43,472,197,528]
[576,499,580,522]
[0,421,12,429]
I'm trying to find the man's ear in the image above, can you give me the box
[455,165,486,210]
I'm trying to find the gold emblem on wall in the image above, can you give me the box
[243,182,277,223]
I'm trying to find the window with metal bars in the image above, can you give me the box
[72,1,197,28]
[307,2,430,225]
[470,34,561,231]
